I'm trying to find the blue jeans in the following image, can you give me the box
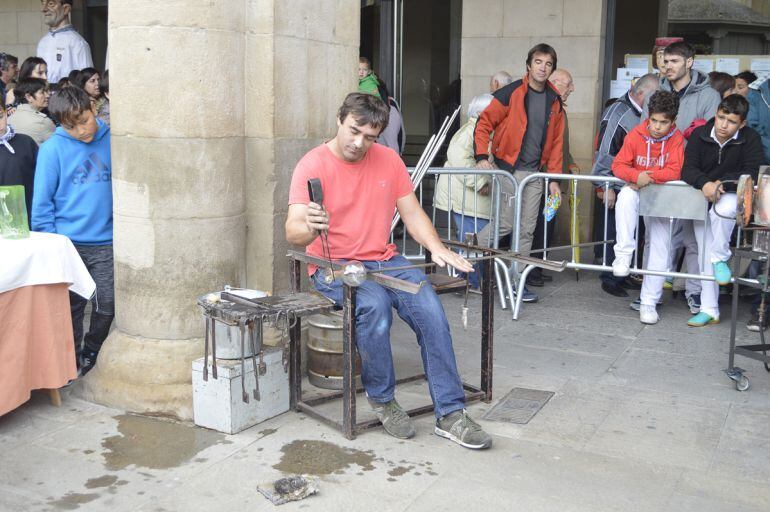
[311,255,466,418]
[452,212,490,289]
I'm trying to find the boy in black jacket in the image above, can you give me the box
[0,101,37,219]
[682,94,765,327]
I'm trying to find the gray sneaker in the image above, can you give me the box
[435,409,492,449]
[369,398,416,439]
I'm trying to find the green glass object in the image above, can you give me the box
[0,185,30,239]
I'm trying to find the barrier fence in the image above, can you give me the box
[393,168,737,321]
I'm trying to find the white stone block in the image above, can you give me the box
[192,346,289,434]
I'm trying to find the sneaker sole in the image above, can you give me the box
[747,324,767,332]
[434,426,492,450]
[640,317,659,325]
[687,319,720,327]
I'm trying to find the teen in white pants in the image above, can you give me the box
[614,186,675,314]
[693,193,736,320]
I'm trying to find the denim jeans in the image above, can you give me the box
[311,255,466,418]
[452,212,490,289]
[70,244,115,356]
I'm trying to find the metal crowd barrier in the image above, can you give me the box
[393,167,519,309]
[511,172,719,320]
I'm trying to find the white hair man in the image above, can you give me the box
[489,71,513,93]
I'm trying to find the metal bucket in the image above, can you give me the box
[200,290,267,360]
[307,311,362,389]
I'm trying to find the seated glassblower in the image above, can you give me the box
[285,92,492,450]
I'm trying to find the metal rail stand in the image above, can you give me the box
[288,243,494,440]
[726,240,770,392]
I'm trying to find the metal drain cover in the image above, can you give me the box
[483,387,554,424]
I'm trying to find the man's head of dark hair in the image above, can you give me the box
[647,90,679,121]
[736,71,758,84]
[0,53,18,71]
[526,43,557,71]
[15,78,48,104]
[718,94,750,121]
[663,41,695,61]
[48,86,92,127]
[708,71,735,98]
[337,92,389,133]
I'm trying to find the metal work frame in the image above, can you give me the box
[726,244,770,391]
[288,242,494,440]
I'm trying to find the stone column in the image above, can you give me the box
[80,1,359,419]
[79,2,247,419]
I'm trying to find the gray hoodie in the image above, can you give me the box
[643,69,721,138]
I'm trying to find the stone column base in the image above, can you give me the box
[77,331,203,420]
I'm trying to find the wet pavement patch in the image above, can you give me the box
[387,466,414,477]
[258,428,278,439]
[101,414,226,470]
[48,492,100,510]
[273,440,376,475]
[84,475,118,489]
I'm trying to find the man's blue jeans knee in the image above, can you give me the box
[311,255,466,418]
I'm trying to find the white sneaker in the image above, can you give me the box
[639,304,659,324]
[612,256,631,277]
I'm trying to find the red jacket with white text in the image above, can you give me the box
[611,120,684,184]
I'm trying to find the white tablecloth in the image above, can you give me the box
[0,232,95,298]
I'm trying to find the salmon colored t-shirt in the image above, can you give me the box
[288,143,414,274]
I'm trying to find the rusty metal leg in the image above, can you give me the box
[289,258,302,411]
[481,254,494,402]
[343,283,357,440]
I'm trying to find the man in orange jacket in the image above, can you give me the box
[611,91,685,324]
[474,43,565,303]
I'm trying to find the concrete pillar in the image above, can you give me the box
[244,1,360,292]
[80,1,359,419]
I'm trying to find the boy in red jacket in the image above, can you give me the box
[611,91,685,324]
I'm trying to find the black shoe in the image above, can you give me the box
[540,272,553,282]
[80,349,99,376]
[526,272,544,287]
[601,281,629,298]
[747,311,768,332]
[619,277,641,290]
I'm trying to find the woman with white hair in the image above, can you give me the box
[433,93,494,286]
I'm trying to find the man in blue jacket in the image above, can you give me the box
[31,86,112,375]
[747,76,770,164]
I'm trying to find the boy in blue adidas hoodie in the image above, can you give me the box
[31,86,112,375]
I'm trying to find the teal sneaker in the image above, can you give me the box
[435,409,492,450]
[713,261,732,285]
[369,398,416,439]
[687,311,720,327]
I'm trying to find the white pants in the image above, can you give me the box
[694,193,737,319]
[639,216,675,306]
[614,186,641,259]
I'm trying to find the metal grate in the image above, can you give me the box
[483,387,554,424]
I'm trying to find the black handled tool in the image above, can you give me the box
[307,178,335,282]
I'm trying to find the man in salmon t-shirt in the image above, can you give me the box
[286,93,492,450]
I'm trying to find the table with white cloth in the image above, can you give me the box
[0,232,95,415]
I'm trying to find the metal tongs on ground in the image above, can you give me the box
[308,178,335,282]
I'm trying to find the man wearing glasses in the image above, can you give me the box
[37,0,93,84]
